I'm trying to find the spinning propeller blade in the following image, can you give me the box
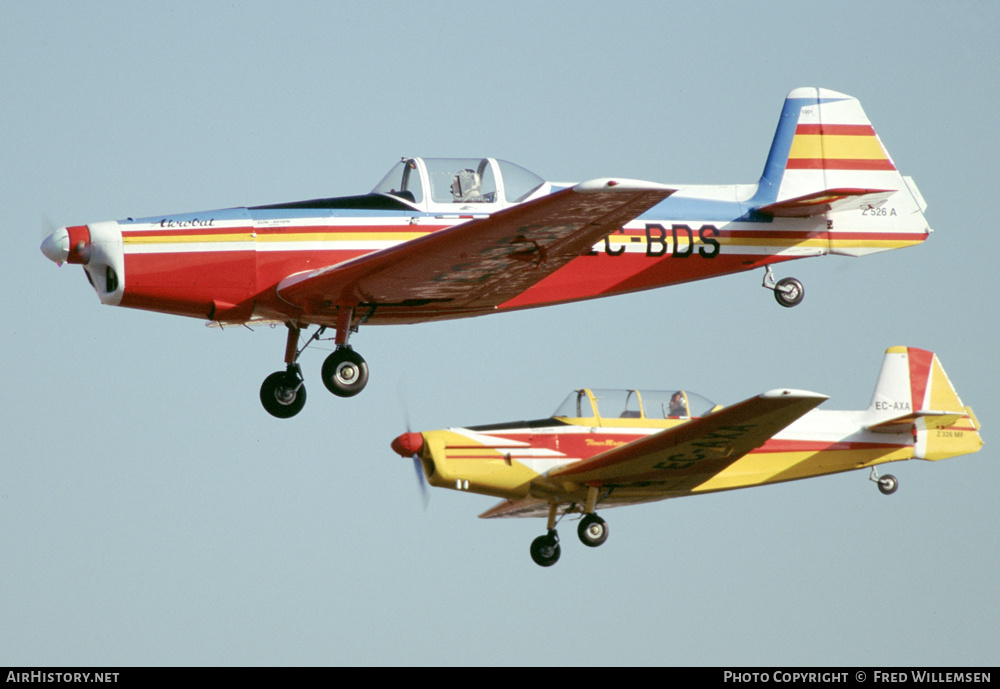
[412,454,429,510]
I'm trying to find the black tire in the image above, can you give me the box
[878,474,898,495]
[530,533,561,567]
[321,348,369,397]
[578,514,609,547]
[260,371,307,418]
[774,277,804,308]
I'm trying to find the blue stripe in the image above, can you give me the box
[748,95,848,208]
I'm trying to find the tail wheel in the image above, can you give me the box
[577,514,609,547]
[260,370,307,418]
[878,474,899,495]
[774,277,804,307]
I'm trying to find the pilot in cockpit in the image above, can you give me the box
[451,168,482,202]
[669,392,688,417]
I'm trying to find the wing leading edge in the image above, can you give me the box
[276,179,674,316]
[480,389,828,519]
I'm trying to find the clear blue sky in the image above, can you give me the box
[3,0,998,666]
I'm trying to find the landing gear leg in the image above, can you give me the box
[530,503,562,567]
[577,486,609,547]
[260,323,308,418]
[762,266,804,307]
[321,307,369,397]
[869,466,899,495]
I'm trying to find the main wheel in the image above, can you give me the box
[578,514,609,547]
[878,474,898,495]
[260,370,307,418]
[321,347,369,397]
[774,277,804,308]
[530,532,561,567]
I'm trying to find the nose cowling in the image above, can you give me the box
[391,432,424,457]
[41,221,125,306]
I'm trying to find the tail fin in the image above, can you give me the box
[751,88,931,256]
[865,347,983,461]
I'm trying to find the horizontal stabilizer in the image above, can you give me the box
[866,410,966,434]
[757,188,896,217]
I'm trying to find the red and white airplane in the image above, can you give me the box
[41,88,931,417]
[391,347,982,566]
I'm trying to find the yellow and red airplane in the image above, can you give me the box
[41,88,931,417]
[391,347,982,566]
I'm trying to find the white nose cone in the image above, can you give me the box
[41,227,70,265]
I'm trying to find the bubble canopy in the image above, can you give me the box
[553,388,717,420]
[372,157,547,210]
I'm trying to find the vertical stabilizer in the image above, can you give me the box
[760,88,901,202]
[751,88,931,256]
[865,347,983,461]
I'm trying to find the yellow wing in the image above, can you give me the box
[480,389,827,519]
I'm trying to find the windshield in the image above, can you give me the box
[372,159,423,204]
[552,390,596,418]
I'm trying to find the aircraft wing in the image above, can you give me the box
[276,179,674,313]
[479,389,827,519]
[547,389,828,484]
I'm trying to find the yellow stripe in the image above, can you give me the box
[717,237,828,248]
[603,236,922,250]
[828,238,924,250]
[124,233,255,245]
[256,232,423,242]
[788,134,887,160]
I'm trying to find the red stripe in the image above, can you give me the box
[907,348,934,411]
[814,231,925,241]
[718,230,927,242]
[794,124,876,136]
[786,159,896,171]
[124,225,439,238]
[755,439,907,453]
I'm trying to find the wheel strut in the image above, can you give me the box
[260,321,313,419]
[869,466,899,495]
[762,266,804,307]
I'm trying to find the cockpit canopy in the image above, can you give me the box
[553,388,717,420]
[372,157,548,211]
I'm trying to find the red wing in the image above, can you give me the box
[276,179,673,313]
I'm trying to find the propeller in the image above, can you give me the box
[411,450,429,510]
[394,385,429,509]
[392,430,429,509]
